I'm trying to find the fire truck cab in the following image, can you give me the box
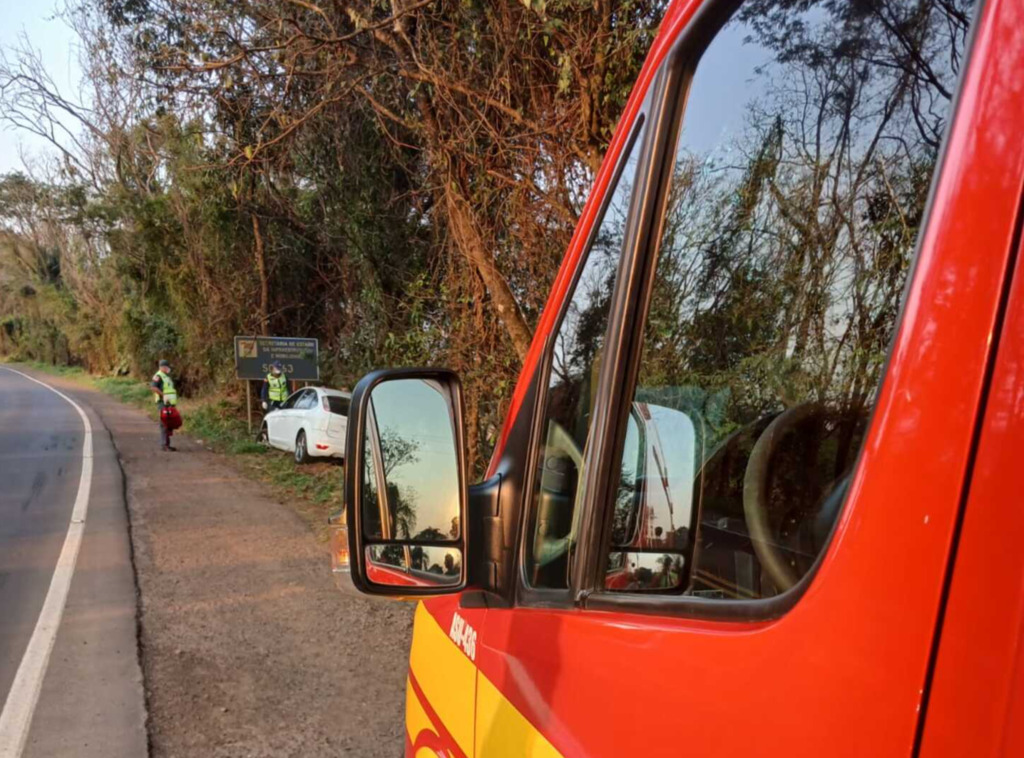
[332,0,1024,754]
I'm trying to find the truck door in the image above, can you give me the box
[404,596,486,758]
[473,0,1024,754]
[920,179,1024,756]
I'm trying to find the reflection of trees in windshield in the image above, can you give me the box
[548,125,644,450]
[612,0,974,599]
[644,0,973,438]
[530,123,647,590]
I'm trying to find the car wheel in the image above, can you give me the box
[256,424,269,445]
[295,430,309,464]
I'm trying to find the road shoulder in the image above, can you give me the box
[22,369,413,757]
[0,367,149,758]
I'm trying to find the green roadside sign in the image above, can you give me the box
[234,336,319,381]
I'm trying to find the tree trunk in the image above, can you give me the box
[251,213,270,336]
[443,183,533,362]
[464,383,479,477]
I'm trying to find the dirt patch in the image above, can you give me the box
[45,378,414,757]
[234,457,341,545]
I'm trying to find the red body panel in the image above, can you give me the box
[921,146,1024,758]
[366,562,438,588]
[411,0,1024,754]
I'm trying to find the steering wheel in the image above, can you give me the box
[534,421,584,569]
[742,402,823,592]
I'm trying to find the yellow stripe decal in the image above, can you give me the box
[408,602,476,754]
[475,671,563,757]
[405,675,434,751]
[408,602,565,757]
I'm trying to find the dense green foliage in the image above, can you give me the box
[1,0,972,481]
[0,0,665,471]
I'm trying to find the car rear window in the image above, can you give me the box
[326,396,350,416]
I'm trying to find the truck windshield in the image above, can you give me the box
[605,0,974,601]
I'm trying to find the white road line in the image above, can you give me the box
[0,367,93,758]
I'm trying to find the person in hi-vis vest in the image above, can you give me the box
[261,361,291,412]
[151,359,178,451]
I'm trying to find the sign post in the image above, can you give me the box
[234,336,320,436]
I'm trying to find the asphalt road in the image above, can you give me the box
[0,367,146,757]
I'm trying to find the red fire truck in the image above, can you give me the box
[331,0,1024,754]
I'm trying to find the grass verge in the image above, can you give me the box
[13,361,342,541]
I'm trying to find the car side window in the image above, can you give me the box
[603,0,974,599]
[281,391,302,410]
[298,390,317,410]
[525,118,647,590]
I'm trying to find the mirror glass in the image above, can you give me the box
[361,378,461,542]
[605,552,686,592]
[611,402,701,550]
[604,402,702,591]
[366,545,462,588]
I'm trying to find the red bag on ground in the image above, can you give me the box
[160,405,183,431]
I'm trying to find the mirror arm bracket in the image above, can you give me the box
[468,473,504,593]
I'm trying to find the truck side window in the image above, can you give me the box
[527,119,647,590]
[605,0,974,599]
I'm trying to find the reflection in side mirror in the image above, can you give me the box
[345,369,468,597]
[604,402,703,592]
[366,546,462,588]
[361,378,461,543]
[605,552,686,592]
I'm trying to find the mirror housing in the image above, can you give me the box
[342,368,468,597]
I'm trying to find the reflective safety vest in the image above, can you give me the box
[154,370,177,406]
[267,373,288,402]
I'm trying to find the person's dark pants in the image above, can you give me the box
[158,402,172,448]
[266,400,284,412]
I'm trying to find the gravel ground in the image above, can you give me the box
[42,378,414,757]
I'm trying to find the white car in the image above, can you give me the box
[259,387,350,463]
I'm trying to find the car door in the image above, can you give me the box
[291,388,313,439]
[288,389,317,449]
[472,0,1023,755]
[265,392,287,448]
[270,390,306,450]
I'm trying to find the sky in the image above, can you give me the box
[0,3,769,178]
[683,16,775,158]
[0,2,782,177]
[371,379,462,540]
[0,0,82,175]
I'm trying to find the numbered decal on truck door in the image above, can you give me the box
[448,612,477,662]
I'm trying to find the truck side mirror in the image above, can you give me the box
[338,368,468,597]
